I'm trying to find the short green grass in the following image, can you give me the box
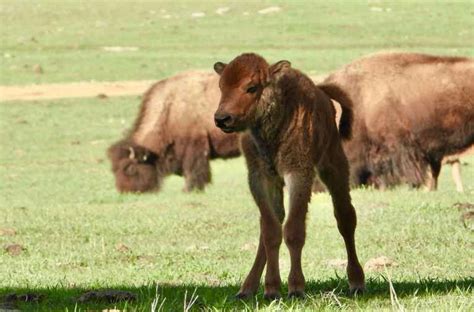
[1,97,473,311]
[1,0,473,311]
[1,0,473,85]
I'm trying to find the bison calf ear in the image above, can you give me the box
[213,62,227,75]
[269,60,291,78]
[268,60,291,84]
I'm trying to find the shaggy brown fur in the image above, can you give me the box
[107,71,240,193]
[312,100,472,193]
[213,53,365,299]
[322,52,474,190]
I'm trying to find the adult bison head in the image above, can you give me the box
[107,141,159,193]
[213,53,291,133]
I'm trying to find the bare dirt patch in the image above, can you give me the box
[0,80,154,102]
[115,243,131,253]
[454,202,474,230]
[0,75,327,103]
[4,243,25,256]
[1,292,45,310]
[327,258,347,270]
[77,290,137,303]
[364,256,398,272]
[3,293,44,303]
[0,228,17,236]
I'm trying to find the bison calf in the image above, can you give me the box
[107,71,241,193]
[213,53,365,299]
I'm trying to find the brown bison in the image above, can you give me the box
[322,52,474,190]
[107,71,240,193]
[213,53,365,299]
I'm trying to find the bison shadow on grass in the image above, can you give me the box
[2,277,473,309]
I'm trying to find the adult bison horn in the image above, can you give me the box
[128,147,136,159]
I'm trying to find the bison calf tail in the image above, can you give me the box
[318,83,354,140]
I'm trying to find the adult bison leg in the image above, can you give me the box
[182,136,211,192]
[425,158,442,191]
[239,135,285,300]
[450,160,464,192]
[283,172,313,298]
[317,142,365,294]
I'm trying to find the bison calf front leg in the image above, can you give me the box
[238,170,284,300]
[236,232,267,299]
[261,212,283,300]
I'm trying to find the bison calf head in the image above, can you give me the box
[213,53,291,133]
[107,141,159,193]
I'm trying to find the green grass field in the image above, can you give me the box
[1,0,473,85]
[1,1,473,311]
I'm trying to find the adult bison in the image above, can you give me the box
[322,52,474,190]
[107,71,241,193]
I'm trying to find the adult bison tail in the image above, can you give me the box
[318,83,354,140]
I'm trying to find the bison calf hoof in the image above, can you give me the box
[349,284,365,296]
[235,291,254,300]
[288,290,305,299]
[263,292,281,301]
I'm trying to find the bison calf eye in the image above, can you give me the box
[246,86,258,94]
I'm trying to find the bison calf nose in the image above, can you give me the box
[214,114,233,128]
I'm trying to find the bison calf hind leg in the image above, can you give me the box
[318,145,365,293]
[283,172,313,298]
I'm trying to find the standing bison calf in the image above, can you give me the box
[107,71,240,193]
[323,52,474,190]
[214,53,365,299]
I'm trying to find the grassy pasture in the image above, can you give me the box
[1,0,473,311]
[1,0,473,85]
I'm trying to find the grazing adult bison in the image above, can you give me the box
[107,71,241,193]
[321,52,474,190]
[213,53,365,299]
